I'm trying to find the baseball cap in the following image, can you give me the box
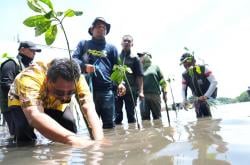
[18,41,41,52]
[137,52,152,58]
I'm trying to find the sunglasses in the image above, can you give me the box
[52,88,75,97]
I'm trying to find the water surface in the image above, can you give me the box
[0,102,250,165]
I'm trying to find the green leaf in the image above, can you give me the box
[56,11,63,16]
[45,24,57,45]
[2,53,9,58]
[39,0,53,10]
[184,47,189,51]
[23,15,50,27]
[64,9,75,17]
[27,0,42,13]
[35,21,51,36]
[74,11,83,16]
[44,10,54,19]
[125,66,132,74]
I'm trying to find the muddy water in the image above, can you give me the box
[0,102,250,165]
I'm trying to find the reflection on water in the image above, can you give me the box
[1,102,250,165]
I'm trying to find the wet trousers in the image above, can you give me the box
[9,106,77,142]
[194,100,212,118]
[115,91,137,124]
[93,90,115,129]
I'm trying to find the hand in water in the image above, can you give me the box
[69,136,112,148]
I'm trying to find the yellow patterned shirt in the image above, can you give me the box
[8,61,91,112]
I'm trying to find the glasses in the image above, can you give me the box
[52,88,75,97]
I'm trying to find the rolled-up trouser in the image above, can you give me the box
[9,105,77,142]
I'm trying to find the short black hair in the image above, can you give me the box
[47,58,81,82]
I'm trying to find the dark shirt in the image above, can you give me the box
[120,50,143,92]
[0,59,20,93]
[72,38,119,91]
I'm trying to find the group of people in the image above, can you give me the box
[0,17,218,147]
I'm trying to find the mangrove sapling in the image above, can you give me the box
[111,58,141,129]
[23,0,95,139]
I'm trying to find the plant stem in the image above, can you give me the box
[60,22,94,139]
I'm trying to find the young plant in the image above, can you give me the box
[0,53,12,64]
[110,58,141,128]
[23,0,95,139]
[23,0,82,57]
[110,58,132,85]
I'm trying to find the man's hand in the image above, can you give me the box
[138,92,144,100]
[198,95,208,102]
[117,83,126,96]
[85,64,95,73]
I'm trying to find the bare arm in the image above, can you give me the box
[23,105,95,147]
[80,98,104,140]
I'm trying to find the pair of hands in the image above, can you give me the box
[182,95,208,110]
[68,135,112,148]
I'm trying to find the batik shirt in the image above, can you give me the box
[8,61,91,112]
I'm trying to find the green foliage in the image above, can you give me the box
[111,64,132,85]
[236,91,250,102]
[184,47,194,56]
[45,25,57,45]
[185,96,218,109]
[110,57,132,85]
[0,53,12,64]
[216,97,237,104]
[24,0,95,139]
[23,0,83,45]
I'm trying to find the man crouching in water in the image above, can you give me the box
[8,58,103,147]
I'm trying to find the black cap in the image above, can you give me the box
[180,53,194,65]
[88,17,111,36]
[137,52,152,58]
[18,41,41,52]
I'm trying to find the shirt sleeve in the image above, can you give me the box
[76,75,92,106]
[134,57,144,76]
[204,67,218,98]
[16,72,44,108]
[72,40,86,70]
[0,60,18,91]
[181,76,188,101]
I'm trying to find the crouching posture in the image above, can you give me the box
[8,58,103,146]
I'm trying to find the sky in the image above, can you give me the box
[1,0,250,102]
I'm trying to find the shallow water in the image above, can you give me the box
[0,102,250,165]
